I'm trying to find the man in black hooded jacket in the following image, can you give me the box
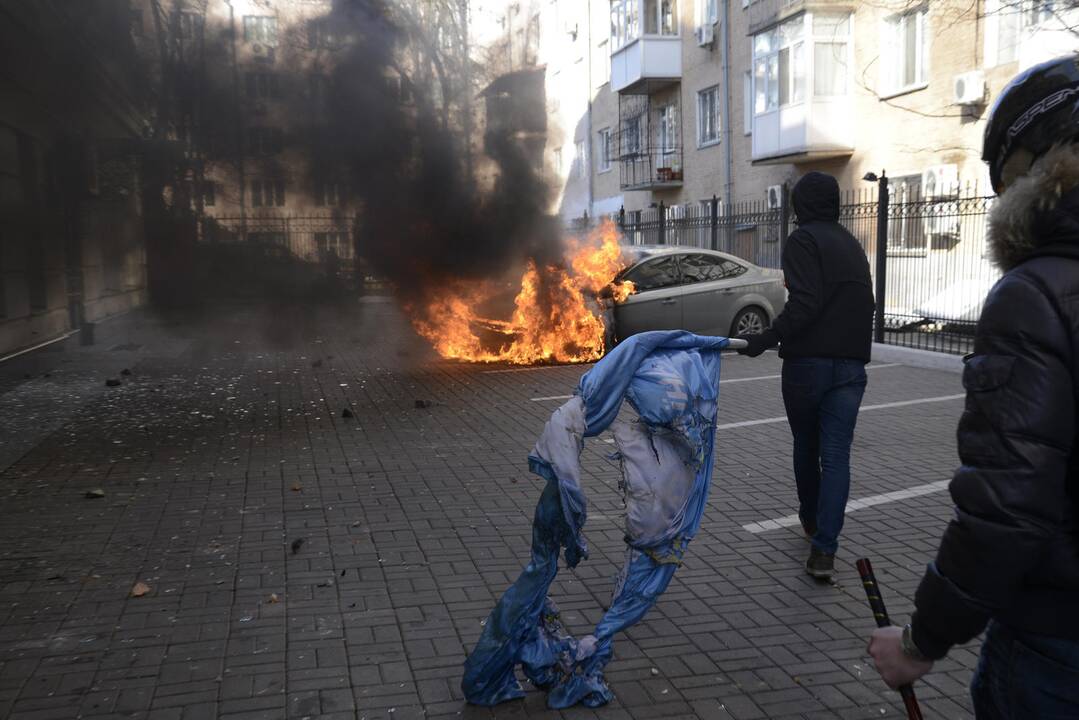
[736,171,875,579]
[868,56,1079,717]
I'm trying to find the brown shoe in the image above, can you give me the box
[805,548,835,579]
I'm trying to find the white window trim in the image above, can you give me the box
[743,71,753,135]
[697,85,721,148]
[752,13,808,117]
[879,5,929,99]
[597,128,613,174]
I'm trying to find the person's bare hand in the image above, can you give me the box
[867,626,933,690]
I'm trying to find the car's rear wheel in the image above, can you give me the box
[730,306,767,336]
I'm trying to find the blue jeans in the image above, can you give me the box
[971,621,1079,719]
[781,357,867,555]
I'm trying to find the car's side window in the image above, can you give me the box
[680,254,729,283]
[623,256,681,292]
[721,259,747,278]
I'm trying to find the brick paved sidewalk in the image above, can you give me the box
[0,300,976,720]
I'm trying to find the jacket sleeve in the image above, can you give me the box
[911,272,1076,660]
[770,231,823,341]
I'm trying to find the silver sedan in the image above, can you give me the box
[606,246,786,342]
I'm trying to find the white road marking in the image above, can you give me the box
[741,480,952,534]
[716,393,965,430]
[528,363,905,402]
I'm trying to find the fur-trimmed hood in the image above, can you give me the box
[988,142,1079,271]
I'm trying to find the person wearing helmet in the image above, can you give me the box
[868,55,1079,716]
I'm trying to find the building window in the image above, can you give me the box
[247,127,283,156]
[882,6,928,95]
[753,14,805,114]
[888,174,927,253]
[316,232,352,259]
[573,139,587,177]
[698,0,718,26]
[177,11,204,40]
[657,104,678,153]
[985,0,1056,67]
[246,72,280,100]
[611,0,678,48]
[248,231,286,245]
[622,115,642,156]
[200,181,215,207]
[597,128,612,172]
[309,19,351,49]
[553,147,563,175]
[813,14,850,96]
[243,16,278,47]
[697,85,720,146]
[315,177,345,207]
[250,179,285,207]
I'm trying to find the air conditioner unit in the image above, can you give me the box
[695,23,715,47]
[922,164,959,199]
[924,202,961,238]
[766,184,783,210]
[953,71,986,106]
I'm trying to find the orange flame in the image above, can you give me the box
[410,219,634,364]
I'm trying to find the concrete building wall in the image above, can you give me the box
[0,1,149,356]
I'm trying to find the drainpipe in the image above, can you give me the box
[585,1,594,219]
[721,0,733,206]
[225,0,246,237]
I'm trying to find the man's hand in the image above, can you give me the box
[733,329,778,357]
[867,626,933,690]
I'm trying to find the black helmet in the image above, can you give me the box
[983,54,1079,193]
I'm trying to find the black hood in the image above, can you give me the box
[792,172,841,224]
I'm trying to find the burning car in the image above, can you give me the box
[601,246,786,344]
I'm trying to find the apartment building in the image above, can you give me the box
[0,1,151,355]
[498,0,1079,222]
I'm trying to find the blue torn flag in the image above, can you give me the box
[461,331,730,708]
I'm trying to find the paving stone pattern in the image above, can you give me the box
[0,301,977,719]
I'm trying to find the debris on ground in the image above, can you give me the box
[130,581,151,597]
[268,593,280,604]
[414,399,433,409]
[120,368,132,376]
[341,408,354,418]
[85,488,106,499]
[105,378,122,387]
[290,482,302,492]
[311,359,322,368]
[291,538,305,554]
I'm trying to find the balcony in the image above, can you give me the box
[616,94,683,190]
[751,99,854,164]
[610,0,683,94]
[749,9,855,164]
[611,37,682,94]
[619,148,684,190]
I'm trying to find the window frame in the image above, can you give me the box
[881,5,928,98]
[243,15,278,47]
[752,14,806,116]
[597,127,613,173]
[697,85,721,148]
[611,0,679,50]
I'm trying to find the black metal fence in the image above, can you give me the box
[600,184,1002,355]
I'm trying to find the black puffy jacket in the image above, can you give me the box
[911,144,1079,660]
[771,172,875,362]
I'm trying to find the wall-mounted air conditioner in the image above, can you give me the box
[696,23,715,47]
[922,164,959,199]
[766,184,783,210]
[953,71,986,106]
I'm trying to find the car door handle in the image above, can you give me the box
[661,298,678,305]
